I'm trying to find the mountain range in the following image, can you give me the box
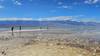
[0,20,99,26]
[0,20,100,32]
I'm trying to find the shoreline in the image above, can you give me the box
[0,29,47,32]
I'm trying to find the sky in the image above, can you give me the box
[0,0,100,22]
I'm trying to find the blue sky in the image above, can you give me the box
[0,0,100,22]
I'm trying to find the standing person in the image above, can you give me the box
[11,26,14,36]
[19,26,21,31]
[47,26,48,29]
[19,26,22,37]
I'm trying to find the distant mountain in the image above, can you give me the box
[0,20,99,27]
[0,20,100,32]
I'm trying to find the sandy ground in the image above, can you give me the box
[0,29,99,56]
[0,42,93,56]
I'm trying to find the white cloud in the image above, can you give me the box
[29,0,33,2]
[76,18,99,22]
[84,0,91,4]
[95,5,100,7]
[58,5,71,9]
[62,5,69,8]
[0,16,75,21]
[0,0,4,2]
[0,18,33,21]
[84,0,99,4]
[58,2,63,5]
[12,0,22,6]
[38,16,76,21]
[73,2,78,5]
[0,5,4,8]
[15,1,22,5]
[93,0,99,3]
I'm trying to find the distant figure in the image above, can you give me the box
[19,26,21,31]
[40,27,42,29]
[47,26,48,29]
[19,26,22,37]
[11,26,14,36]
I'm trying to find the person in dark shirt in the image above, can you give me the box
[11,26,14,36]
[19,26,21,31]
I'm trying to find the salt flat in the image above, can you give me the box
[0,29,99,56]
